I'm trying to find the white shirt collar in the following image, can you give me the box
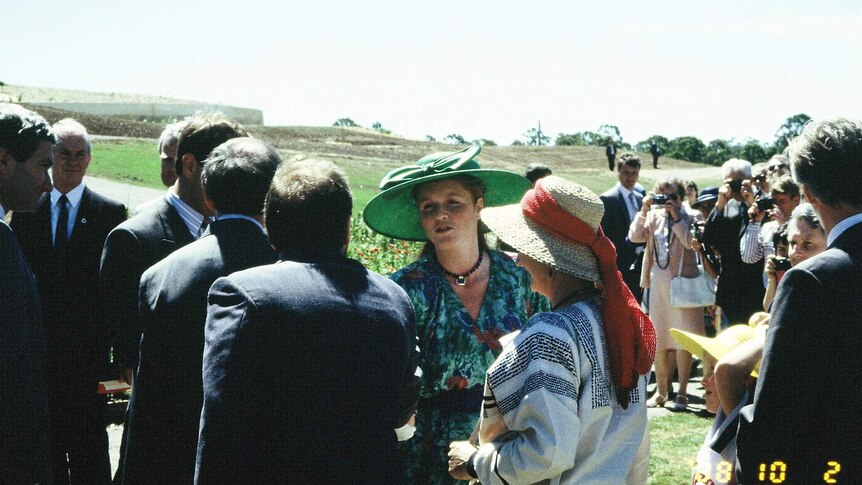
[166,190,208,238]
[617,183,635,198]
[215,214,266,233]
[827,212,862,247]
[50,182,85,207]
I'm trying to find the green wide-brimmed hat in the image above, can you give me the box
[362,146,532,241]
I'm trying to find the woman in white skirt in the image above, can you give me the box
[629,177,705,411]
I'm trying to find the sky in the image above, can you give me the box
[3,0,861,146]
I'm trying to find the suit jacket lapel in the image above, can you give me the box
[67,187,93,248]
[36,194,53,252]
[159,198,196,247]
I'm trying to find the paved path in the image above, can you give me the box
[84,175,164,213]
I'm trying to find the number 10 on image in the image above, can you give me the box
[756,461,841,483]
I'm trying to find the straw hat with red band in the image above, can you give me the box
[481,175,657,408]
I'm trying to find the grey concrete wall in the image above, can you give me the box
[31,102,264,125]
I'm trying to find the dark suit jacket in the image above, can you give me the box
[0,221,51,484]
[701,201,764,323]
[736,221,862,484]
[195,252,419,485]
[100,196,196,370]
[123,218,277,484]
[600,184,645,300]
[11,188,126,401]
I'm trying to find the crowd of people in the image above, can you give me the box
[1,101,859,484]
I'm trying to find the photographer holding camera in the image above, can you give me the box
[739,175,800,268]
[762,203,826,311]
[701,159,766,326]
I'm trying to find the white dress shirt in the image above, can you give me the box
[51,183,86,244]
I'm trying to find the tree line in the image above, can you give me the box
[333,113,811,165]
[552,114,811,165]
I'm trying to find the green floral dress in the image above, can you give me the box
[391,250,549,484]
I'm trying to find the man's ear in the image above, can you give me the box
[180,153,197,179]
[203,191,216,214]
[342,217,351,254]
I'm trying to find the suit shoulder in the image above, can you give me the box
[600,186,619,199]
[86,188,125,208]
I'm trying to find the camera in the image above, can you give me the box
[729,179,743,194]
[773,256,792,272]
[652,194,669,206]
[691,221,705,240]
[756,197,774,211]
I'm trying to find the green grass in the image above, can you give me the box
[648,413,713,484]
[90,139,162,188]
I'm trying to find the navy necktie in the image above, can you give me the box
[55,194,69,249]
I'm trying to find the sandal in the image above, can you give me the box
[646,393,668,408]
[672,395,688,411]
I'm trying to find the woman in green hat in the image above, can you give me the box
[364,146,549,484]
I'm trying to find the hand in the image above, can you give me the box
[769,206,786,226]
[748,203,765,223]
[741,180,756,205]
[716,182,731,211]
[665,200,680,221]
[641,193,653,213]
[448,440,478,480]
[764,255,777,280]
[120,367,134,386]
[692,238,703,252]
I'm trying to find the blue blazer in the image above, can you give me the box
[122,217,277,484]
[195,252,419,484]
[736,222,862,483]
[0,221,50,484]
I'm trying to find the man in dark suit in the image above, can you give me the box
[600,152,646,302]
[11,119,126,484]
[100,112,247,482]
[605,143,616,171]
[195,160,421,484]
[0,103,55,484]
[122,138,281,484]
[736,118,862,483]
[701,159,765,324]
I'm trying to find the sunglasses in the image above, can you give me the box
[768,163,788,172]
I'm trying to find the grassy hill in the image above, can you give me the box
[5,89,720,211]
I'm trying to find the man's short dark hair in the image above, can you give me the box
[175,113,248,172]
[617,152,641,170]
[0,103,55,163]
[265,160,352,254]
[524,163,552,184]
[201,138,283,216]
[770,175,800,199]
[789,117,862,208]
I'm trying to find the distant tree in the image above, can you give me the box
[425,135,437,142]
[739,139,770,164]
[445,133,467,145]
[666,136,706,162]
[511,140,525,146]
[773,113,811,153]
[524,127,551,146]
[471,138,497,146]
[371,121,391,135]
[556,132,593,146]
[333,118,357,127]
[703,139,737,166]
[634,135,669,153]
[595,124,625,147]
